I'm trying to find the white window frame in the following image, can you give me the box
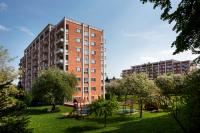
[75,38,81,43]
[91,42,96,46]
[76,28,81,33]
[76,57,81,62]
[91,50,96,55]
[91,59,96,64]
[91,68,96,73]
[91,33,96,37]
[76,47,81,52]
[76,67,81,72]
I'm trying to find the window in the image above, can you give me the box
[91,59,96,64]
[84,32,89,36]
[84,49,89,55]
[76,67,81,72]
[77,77,81,81]
[91,42,96,46]
[76,57,81,62]
[84,78,89,83]
[91,68,96,73]
[85,58,89,64]
[84,87,88,92]
[75,38,81,43]
[91,50,96,55]
[76,28,81,33]
[91,78,96,82]
[84,68,88,73]
[76,48,81,52]
[91,33,96,37]
[76,87,81,91]
[84,41,89,46]
[91,87,96,91]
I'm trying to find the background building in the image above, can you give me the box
[19,17,106,102]
[122,59,196,79]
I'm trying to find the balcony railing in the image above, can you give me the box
[56,38,64,45]
[56,59,64,64]
[56,49,64,54]
[56,60,68,65]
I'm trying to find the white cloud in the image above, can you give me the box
[0,24,9,31]
[18,26,34,37]
[0,2,7,11]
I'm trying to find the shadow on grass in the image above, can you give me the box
[103,114,183,133]
[65,125,101,133]
[27,106,62,115]
[27,108,49,115]
[87,114,134,124]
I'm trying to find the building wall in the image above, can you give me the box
[19,17,105,103]
[122,59,196,79]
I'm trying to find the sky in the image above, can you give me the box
[0,0,197,80]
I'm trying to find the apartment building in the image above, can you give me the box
[19,17,106,103]
[122,59,196,79]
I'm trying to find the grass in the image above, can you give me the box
[28,105,183,133]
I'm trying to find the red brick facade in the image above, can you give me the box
[19,17,105,103]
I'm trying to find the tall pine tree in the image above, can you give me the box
[0,45,32,133]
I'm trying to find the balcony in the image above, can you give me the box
[58,28,64,32]
[56,49,64,54]
[56,59,68,65]
[43,48,48,53]
[56,38,64,45]
[56,59,64,65]
[42,56,48,61]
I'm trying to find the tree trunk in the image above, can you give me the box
[139,97,143,118]
[104,113,107,127]
[125,94,127,111]
[52,103,56,112]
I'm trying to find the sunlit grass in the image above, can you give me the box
[28,105,182,133]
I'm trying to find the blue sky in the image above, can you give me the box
[0,0,196,79]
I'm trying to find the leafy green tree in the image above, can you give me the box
[122,73,156,118]
[0,45,32,133]
[182,70,200,132]
[154,74,174,97]
[155,74,186,132]
[89,97,118,127]
[140,0,200,62]
[106,79,125,99]
[32,68,77,111]
[121,74,136,111]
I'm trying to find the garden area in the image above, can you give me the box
[28,105,182,133]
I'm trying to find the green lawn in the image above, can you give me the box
[28,105,183,133]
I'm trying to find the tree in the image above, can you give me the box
[155,74,186,132]
[182,70,200,132]
[32,68,77,111]
[121,74,135,111]
[89,97,118,127]
[154,74,174,97]
[106,79,124,99]
[140,0,200,63]
[0,45,32,133]
[122,73,155,118]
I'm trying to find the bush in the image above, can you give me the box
[24,92,33,107]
